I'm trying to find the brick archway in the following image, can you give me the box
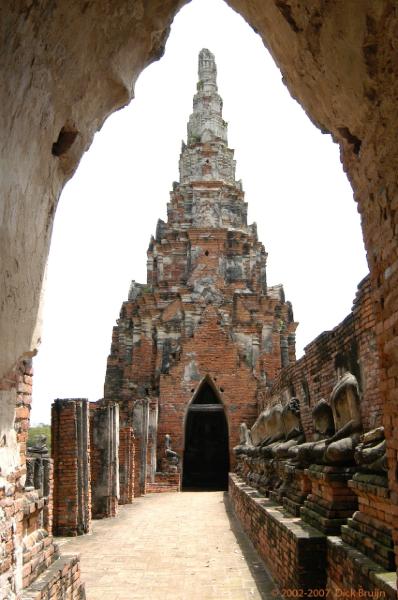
[3,1,398,592]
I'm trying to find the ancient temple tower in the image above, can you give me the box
[104,49,297,492]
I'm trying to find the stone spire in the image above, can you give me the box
[179,49,236,186]
[145,48,269,295]
[186,48,227,146]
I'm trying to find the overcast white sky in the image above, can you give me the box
[31,0,368,424]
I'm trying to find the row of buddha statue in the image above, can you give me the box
[233,367,395,572]
[234,366,387,473]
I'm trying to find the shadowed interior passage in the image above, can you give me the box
[183,381,229,490]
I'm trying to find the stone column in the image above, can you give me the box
[90,402,119,519]
[52,399,91,536]
[132,398,150,496]
[147,399,159,482]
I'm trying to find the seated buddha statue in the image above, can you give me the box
[233,423,253,456]
[289,398,335,466]
[323,366,363,465]
[164,434,179,466]
[250,403,285,451]
[256,404,286,459]
[273,398,305,459]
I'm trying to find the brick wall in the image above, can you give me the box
[21,553,85,600]
[0,362,85,598]
[261,276,381,438]
[327,537,396,600]
[229,474,327,593]
[0,359,35,596]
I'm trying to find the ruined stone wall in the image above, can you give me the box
[0,363,85,598]
[260,276,381,438]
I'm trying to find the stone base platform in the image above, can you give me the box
[301,465,357,534]
[22,553,84,600]
[268,459,289,505]
[327,536,396,600]
[282,465,312,516]
[229,473,326,595]
[342,474,395,570]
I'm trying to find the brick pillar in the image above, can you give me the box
[90,402,119,518]
[52,399,91,536]
[132,398,150,496]
[119,426,135,504]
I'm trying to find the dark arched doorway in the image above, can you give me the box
[182,378,230,490]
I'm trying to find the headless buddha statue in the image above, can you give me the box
[250,403,284,448]
[233,423,253,456]
[255,404,285,458]
[323,367,363,465]
[289,399,335,466]
[273,398,305,459]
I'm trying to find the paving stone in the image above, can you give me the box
[58,491,280,599]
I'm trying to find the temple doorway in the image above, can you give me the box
[182,379,230,490]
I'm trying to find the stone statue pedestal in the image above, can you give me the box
[258,458,279,497]
[283,464,312,516]
[300,465,358,534]
[160,458,178,473]
[268,459,289,504]
[340,473,395,570]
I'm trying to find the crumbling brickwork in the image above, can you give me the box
[0,362,84,598]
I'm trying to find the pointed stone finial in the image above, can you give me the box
[198,48,217,90]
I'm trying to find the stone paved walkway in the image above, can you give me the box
[59,491,279,600]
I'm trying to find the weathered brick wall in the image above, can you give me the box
[52,399,91,536]
[0,362,85,599]
[0,359,34,597]
[21,554,85,600]
[229,474,327,594]
[327,537,396,600]
[159,307,259,469]
[22,525,58,589]
[22,457,55,589]
[261,276,381,438]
